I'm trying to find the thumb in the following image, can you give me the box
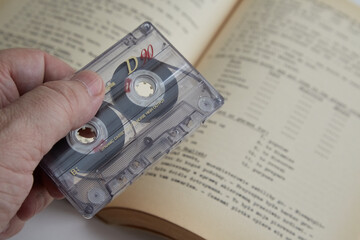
[0,70,105,171]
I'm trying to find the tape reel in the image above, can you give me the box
[110,57,178,122]
[46,58,180,178]
[44,103,125,177]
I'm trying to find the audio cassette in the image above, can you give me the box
[41,22,224,218]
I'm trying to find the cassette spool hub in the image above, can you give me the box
[110,57,179,122]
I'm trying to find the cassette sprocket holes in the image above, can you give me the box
[75,123,97,144]
[134,77,155,97]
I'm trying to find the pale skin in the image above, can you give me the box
[0,48,105,239]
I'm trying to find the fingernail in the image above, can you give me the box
[74,71,103,97]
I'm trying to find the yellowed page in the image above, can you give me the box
[107,0,360,239]
[0,0,238,67]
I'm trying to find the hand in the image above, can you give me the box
[0,49,105,239]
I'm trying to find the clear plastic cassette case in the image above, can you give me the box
[41,22,224,218]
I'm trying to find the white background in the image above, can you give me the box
[10,200,168,240]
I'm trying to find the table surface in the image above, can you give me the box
[9,200,168,240]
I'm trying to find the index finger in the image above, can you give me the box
[0,48,74,105]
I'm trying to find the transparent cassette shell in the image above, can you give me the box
[41,22,224,218]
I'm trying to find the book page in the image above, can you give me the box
[0,0,238,67]
[105,0,360,239]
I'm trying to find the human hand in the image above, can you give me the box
[0,49,105,239]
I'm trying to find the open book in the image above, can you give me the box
[1,0,360,239]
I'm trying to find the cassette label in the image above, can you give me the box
[41,22,224,218]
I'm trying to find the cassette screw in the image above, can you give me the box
[198,96,214,112]
[88,188,106,204]
[84,205,94,215]
[142,22,151,32]
[144,137,153,146]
